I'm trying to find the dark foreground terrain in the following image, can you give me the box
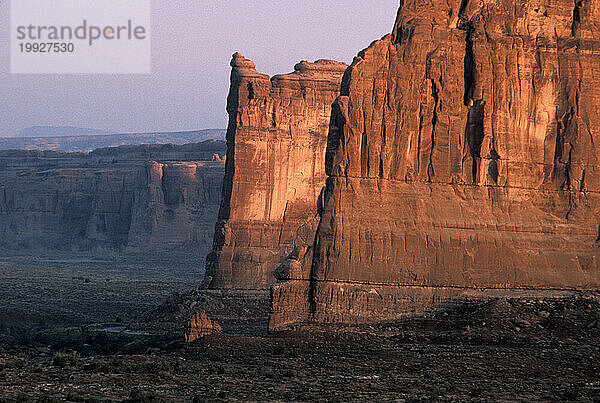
[0,252,599,401]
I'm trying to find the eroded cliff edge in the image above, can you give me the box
[271,0,600,329]
[203,54,347,290]
[0,141,226,252]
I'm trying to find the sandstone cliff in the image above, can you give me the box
[0,141,226,252]
[203,54,347,289]
[271,0,600,329]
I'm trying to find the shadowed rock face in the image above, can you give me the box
[271,0,600,329]
[203,54,347,290]
[0,142,226,252]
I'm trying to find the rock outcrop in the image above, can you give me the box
[271,0,600,329]
[184,311,222,342]
[0,141,226,252]
[203,54,347,289]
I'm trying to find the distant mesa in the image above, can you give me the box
[15,126,114,138]
[0,128,227,152]
[0,141,227,252]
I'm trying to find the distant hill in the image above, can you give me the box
[15,126,113,138]
[0,129,227,152]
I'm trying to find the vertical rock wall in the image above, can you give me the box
[0,142,226,252]
[203,54,347,290]
[128,161,225,250]
[271,0,600,329]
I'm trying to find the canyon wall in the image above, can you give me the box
[0,141,226,252]
[203,54,347,290]
[271,0,600,329]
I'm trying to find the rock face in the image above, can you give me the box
[271,0,600,329]
[0,142,226,252]
[203,54,347,289]
[184,311,222,342]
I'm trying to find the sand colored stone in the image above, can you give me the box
[0,142,225,251]
[271,0,600,329]
[184,311,222,342]
[203,54,347,290]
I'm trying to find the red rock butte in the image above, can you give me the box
[205,0,600,330]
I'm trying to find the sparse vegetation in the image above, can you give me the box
[0,251,206,329]
[52,352,79,368]
[124,389,161,403]
[1,251,599,401]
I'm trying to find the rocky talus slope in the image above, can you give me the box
[0,142,225,252]
[203,54,347,289]
[271,0,600,329]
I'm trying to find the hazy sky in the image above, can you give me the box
[0,1,400,136]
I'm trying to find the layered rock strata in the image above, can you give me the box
[203,54,347,289]
[271,0,600,329]
[0,141,226,252]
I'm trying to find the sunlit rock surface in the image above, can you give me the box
[203,54,347,290]
[271,0,600,329]
[184,311,222,342]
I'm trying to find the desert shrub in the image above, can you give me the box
[83,361,110,373]
[207,363,225,375]
[64,392,100,403]
[65,392,85,402]
[36,396,62,403]
[52,352,79,368]
[109,357,125,369]
[271,345,285,355]
[124,389,161,403]
[192,390,227,402]
[5,358,26,370]
[10,327,34,346]
[144,361,163,374]
[142,359,182,375]
[469,386,485,398]
[285,350,299,359]
[281,369,297,379]
[560,387,582,401]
